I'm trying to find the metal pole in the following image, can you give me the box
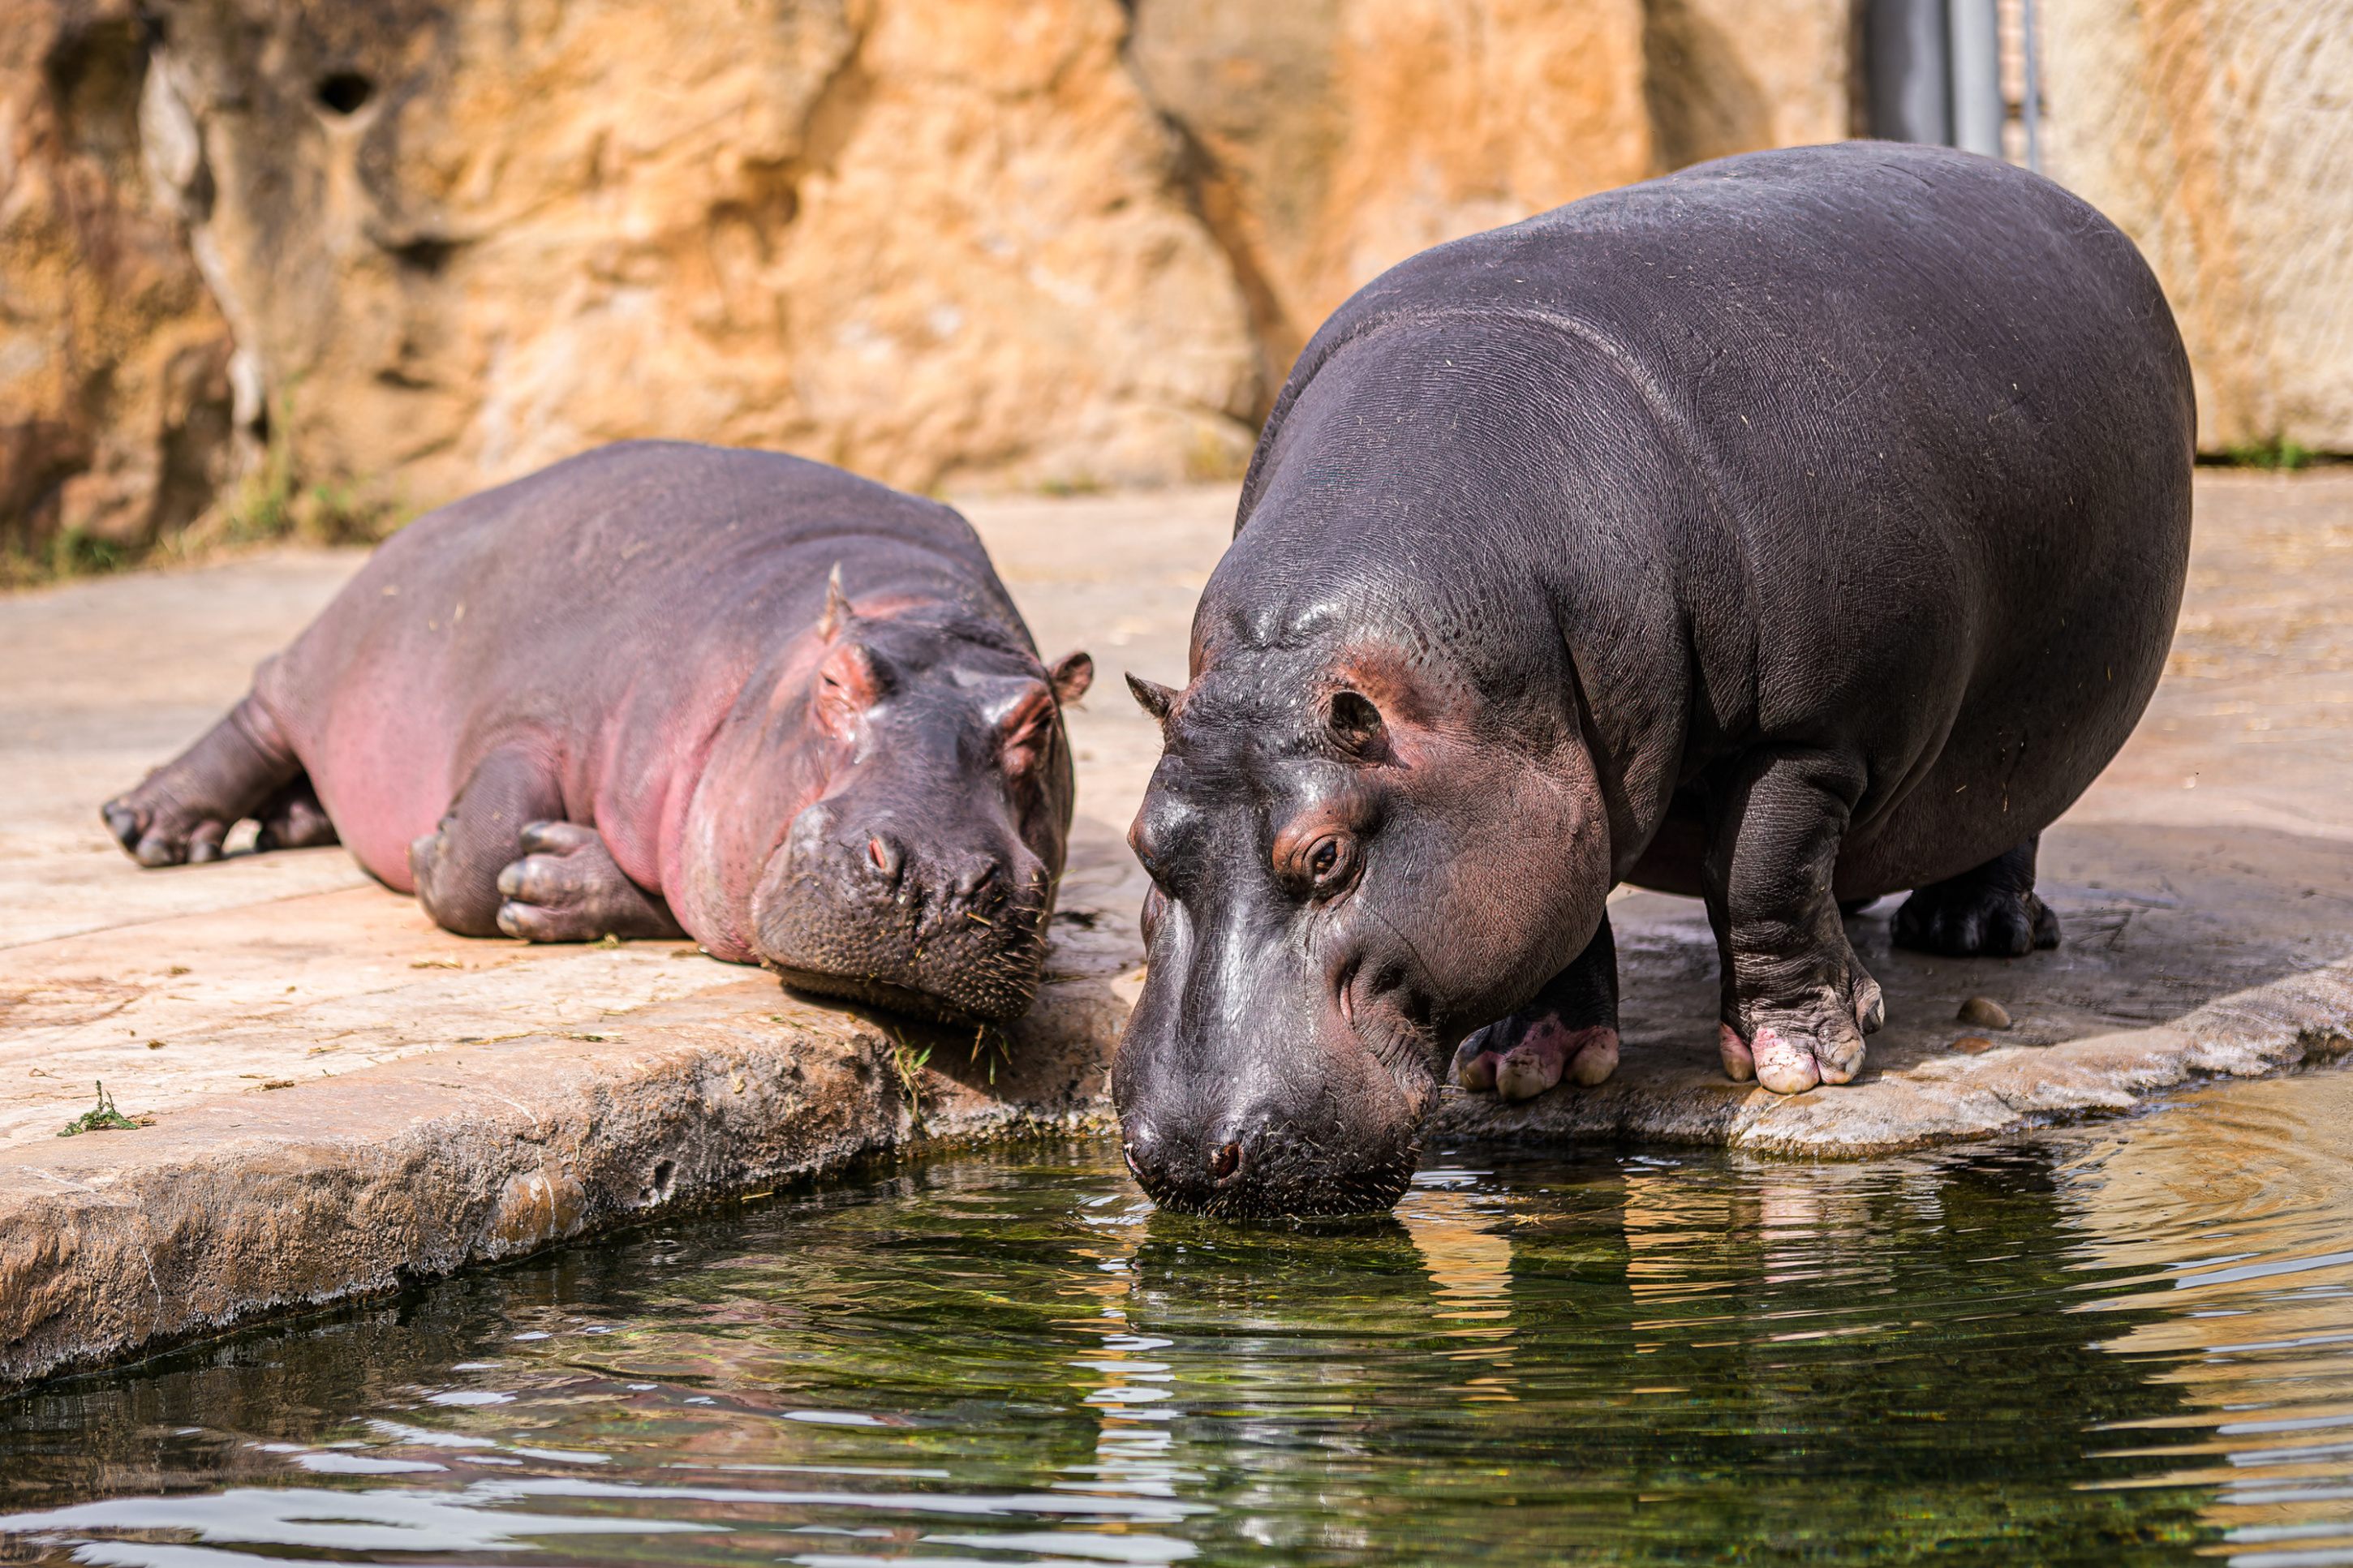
[2020,0,2044,173]
[1867,0,1954,143]
[1949,0,2003,157]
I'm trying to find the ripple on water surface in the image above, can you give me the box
[5,1068,2353,1566]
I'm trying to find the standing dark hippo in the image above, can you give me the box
[1116,143,2193,1216]
[104,440,1094,1025]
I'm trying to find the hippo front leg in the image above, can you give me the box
[1452,913,1620,1100]
[495,820,685,943]
[1703,751,1885,1094]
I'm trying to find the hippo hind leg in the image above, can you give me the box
[1892,835,2060,956]
[1705,750,1886,1094]
[104,695,302,866]
[494,821,684,943]
[1454,912,1620,1100]
[255,775,339,851]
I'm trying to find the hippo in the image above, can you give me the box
[103,440,1095,1025]
[1116,143,2193,1216]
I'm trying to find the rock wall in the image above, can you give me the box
[149,0,1267,513]
[1128,0,1658,395]
[0,0,234,561]
[11,0,2346,565]
[2042,0,2353,456]
[3,0,1858,556]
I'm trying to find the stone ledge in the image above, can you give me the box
[0,967,1123,1394]
[1433,955,2353,1157]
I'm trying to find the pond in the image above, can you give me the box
[4,1068,2351,1567]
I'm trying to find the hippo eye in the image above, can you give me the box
[1300,833,1354,897]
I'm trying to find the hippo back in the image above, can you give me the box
[1232,141,2194,888]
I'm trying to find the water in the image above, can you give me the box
[6,1070,2353,1567]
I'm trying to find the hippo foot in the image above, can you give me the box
[103,700,304,868]
[493,820,686,943]
[1720,975,1883,1093]
[1453,1018,1619,1101]
[254,777,340,851]
[1892,882,2060,956]
[103,789,232,868]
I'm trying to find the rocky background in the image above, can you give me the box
[2,0,2347,569]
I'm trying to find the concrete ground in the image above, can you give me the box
[2,470,2350,1389]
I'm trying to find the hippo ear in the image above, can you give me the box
[1047,651,1094,707]
[814,641,883,741]
[1125,672,1177,724]
[817,563,851,640]
[1328,689,1386,755]
[994,682,1061,777]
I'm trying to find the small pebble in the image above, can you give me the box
[1954,1035,1996,1055]
[1956,995,2011,1029]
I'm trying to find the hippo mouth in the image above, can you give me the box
[764,956,1040,1028]
[1132,1125,1425,1220]
[755,896,1052,1027]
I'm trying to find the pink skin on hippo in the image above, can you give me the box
[102,441,1092,1027]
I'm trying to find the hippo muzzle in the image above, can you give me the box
[754,795,1053,1026]
[1112,909,1435,1218]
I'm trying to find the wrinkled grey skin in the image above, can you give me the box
[104,441,1092,1026]
[1117,144,2193,1217]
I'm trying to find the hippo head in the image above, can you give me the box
[1114,587,1609,1218]
[712,580,1091,1026]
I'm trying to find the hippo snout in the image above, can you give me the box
[1112,965,1432,1218]
[753,801,1052,1025]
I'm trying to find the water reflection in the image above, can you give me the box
[2064,1076,2353,1566]
[0,1064,2350,1566]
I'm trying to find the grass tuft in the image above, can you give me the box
[58,1081,145,1137]
[888,1032,933,1126]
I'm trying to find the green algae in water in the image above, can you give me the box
[6,1071,2353,1566]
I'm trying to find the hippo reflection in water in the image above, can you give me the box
[1116,144,2193,1217]
[103,442,1094,1027]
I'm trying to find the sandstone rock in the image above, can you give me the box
[1129,0,1658,397]
[2042,0,2353,454]
[146,0,1261,513]
[1641,0,1853,170]
[11,0,2344,565]
[0,0,234,565]
[1958,995,2012,1029]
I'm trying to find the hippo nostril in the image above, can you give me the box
[1208,1141,1242,1182]
[867,835,904,880]
[952,858,1008,908]
[1123,1142,1146,1181]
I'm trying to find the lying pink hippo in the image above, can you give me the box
[104,440,1094,1025]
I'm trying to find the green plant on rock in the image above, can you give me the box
[58,1080,143,1136]
[888,1032,933,1126]
[215,394,388,548]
